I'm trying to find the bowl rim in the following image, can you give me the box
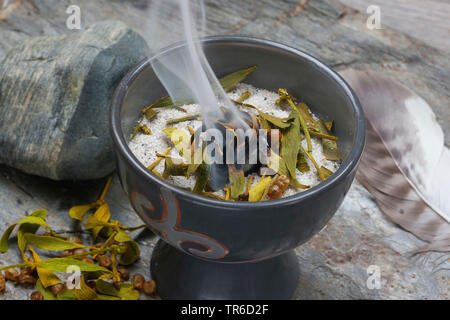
[110,36,366,209]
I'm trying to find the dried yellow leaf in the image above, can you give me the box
[249,176,272,202]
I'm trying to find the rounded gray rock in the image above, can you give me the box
[0,20,149,180]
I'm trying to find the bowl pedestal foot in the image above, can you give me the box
[150,239,300,300]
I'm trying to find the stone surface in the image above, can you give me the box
[340,0,450,52]
[0,0,448,300]
[0,20,148,180]
[0,169,448,300]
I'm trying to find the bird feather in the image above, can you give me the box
[340,69,450,252]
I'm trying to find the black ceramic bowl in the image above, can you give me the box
[110,36,365,299]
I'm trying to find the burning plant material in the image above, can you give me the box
[129,67,342,201]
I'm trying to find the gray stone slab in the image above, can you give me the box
[0,0,448,300]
